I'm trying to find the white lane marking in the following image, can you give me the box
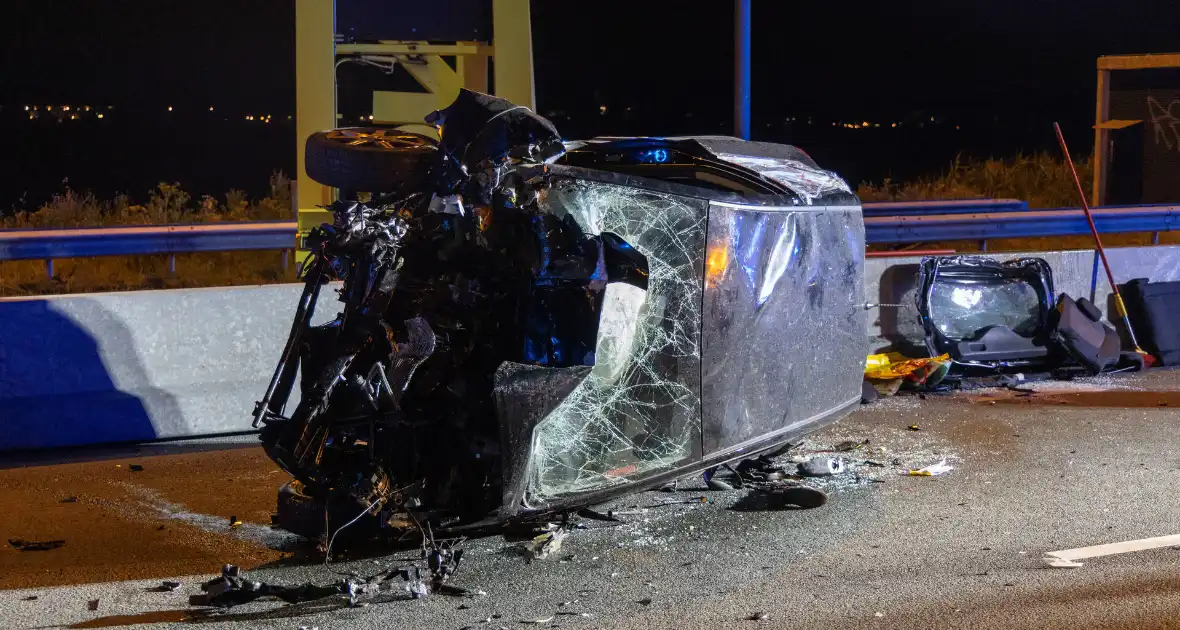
[1043,533,1180,568]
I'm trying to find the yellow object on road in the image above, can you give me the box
[864,353,951,381]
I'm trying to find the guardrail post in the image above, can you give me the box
[1152,232,1160,245]
[168,255,176,276]
[979,239,988,252]
[45,259,54,280]
[282,249,290,272]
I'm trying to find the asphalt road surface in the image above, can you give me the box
[3,369,1180,630]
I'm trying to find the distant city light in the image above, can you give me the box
[599,105,607,114]
[168,106,174,112]
[930,116,935,122]
[246,115,254,121]
[47,106,53,111]
[70,114,77,120]
[97,113,104,119]
[368,114,374,121]
[955,125,961,130]
[24,105,29,111]
[209,106,215,111]
[84,105,91,111]
[892,122,898,128]
[62,106,70,111]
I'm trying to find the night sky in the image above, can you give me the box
[2,0,1179,205]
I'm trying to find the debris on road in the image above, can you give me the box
[161,581,182,591]
[907,424,921,431]
[762,485,828,510]
[747,612,769,621]
[59,496,78,503]
[902,460,953,477]
[529,528,568,560]
[8,538,65,551]
[835,439,870,452]
[228,515,242,528]
[797,457,846,477]
[128,464,144,472]
[22,596,37,601]
[87,599,99,611]
[521,615,555,624]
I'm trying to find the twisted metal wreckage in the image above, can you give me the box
[249,90,867,588]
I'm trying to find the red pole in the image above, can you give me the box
[1054,121,1149,361]
[1053,122,1118,292]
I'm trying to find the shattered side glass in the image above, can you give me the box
[928,278,1043,341]
[525,178,706,502]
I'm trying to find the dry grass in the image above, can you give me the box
[857,152,1093,209]
[858,153,1179,253]
[0,173,298,297]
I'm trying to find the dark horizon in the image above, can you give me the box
[3,0,1179,208]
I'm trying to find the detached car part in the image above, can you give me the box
[916,256,1055,366]
[254,89,865,539]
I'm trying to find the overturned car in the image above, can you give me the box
[253,90,866,539]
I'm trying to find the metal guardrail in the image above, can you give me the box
[860,199,1028,216]
[2,203,1179,274]
[0,221,297,277]
[864,205,1180,246]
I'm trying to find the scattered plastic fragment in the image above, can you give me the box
[8,538,65,551]
[874,611,884,618]
[797,457,845,477]
[521,616,555,624]
[128,464,144,472]
[902,460,953,476]
[22,595,38,601]
[88,599,99,611]
[228,516,242,528]
[161,581,182,591]
[60,496,78,503]
[906,425,921,431]
[747,612,769,621]
[637,598,653,606]
[529,528,567,560]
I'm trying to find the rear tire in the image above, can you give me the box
[275,481,325,539]
[304,128,437,192]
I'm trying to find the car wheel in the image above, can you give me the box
[275,481,325,539]
[304,128,437,192]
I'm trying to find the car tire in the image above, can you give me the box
[304,128,437,192]
[275,481,325,539]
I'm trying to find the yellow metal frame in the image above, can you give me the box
[1092,53,1180,206]
[294,0,535,265]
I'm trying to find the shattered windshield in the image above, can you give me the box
[927,276,1043,341]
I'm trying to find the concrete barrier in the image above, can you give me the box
[3,244,1177,451]
[0,284,334,451]
[864,245,1180,354]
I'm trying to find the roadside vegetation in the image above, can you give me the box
[1,156,1173,297]
[0,173,297,297]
